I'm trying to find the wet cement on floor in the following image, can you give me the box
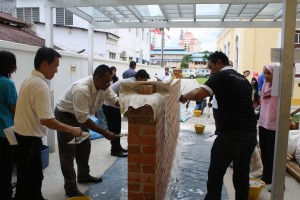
[165,130,228,200]
[85,130,228,200]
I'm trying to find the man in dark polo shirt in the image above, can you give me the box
[179,51,257,200]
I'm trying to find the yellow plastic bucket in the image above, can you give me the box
[194,124,205,134]
[68,197,92,200]
[194,110,202,117]
[249,178,265,200]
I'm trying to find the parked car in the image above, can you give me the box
[196,69,211,78]
[182,69,197,79]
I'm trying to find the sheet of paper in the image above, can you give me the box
[3,126,18,145]
[68,132,90,144]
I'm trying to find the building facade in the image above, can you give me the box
[179,31,201,53]
[13,0,151,63]
[217,28,300,105]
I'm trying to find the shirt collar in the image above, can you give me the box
[31,70,51,86]
[89,76,98,94]
[220,66,233,71]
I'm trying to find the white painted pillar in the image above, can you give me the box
[45,7,53,48]
[45,6,55,153]
[88,24,94,76]
[271,0,297,199]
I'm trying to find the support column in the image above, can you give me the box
[45,7,53,48]
[88,24,94,76]
[272,0,297,199]
[45,6,55,152]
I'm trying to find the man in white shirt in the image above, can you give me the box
[103,69,150,157]
[55,64,118,197]
[13,47,82,200]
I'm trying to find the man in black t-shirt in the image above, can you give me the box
[179,51,257,200]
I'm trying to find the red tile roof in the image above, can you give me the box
[0,12,60,49]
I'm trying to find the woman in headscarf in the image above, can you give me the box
[258,64,278,185]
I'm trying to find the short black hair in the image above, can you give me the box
[110,66,116,71]
[0,50,17,78]
[208,51,229,66]
[135,69,150,80]
[129,61,136,69]
[93,64,112,78]
[34,47,61,70]
[243,70,250,74]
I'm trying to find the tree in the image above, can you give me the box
[202,50,212,63]
[180,54,192,69]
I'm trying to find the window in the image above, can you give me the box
[227,42,230,57]
[136,28,139,37]
[56,8,73,25]
[295,33,300,44]
[109,52,116,59]
[16,7,40,23]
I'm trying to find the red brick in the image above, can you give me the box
[142,164,156,174]
[138,174,155,183]
[142,105,153,115]
[128,155,156,165]
[128,125,141,135]
[128,116,155,125]
[143,184,155,193]
[128,135,156,145]
[128,145,141,154]
[128,163,140,172]
[142,146,156,155]
[128,173,139,182]
[144,193,156,200]
[142,125,156,135]
[128,191,145,200]
[128,182,141,191]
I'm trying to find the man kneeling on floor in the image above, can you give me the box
[103,69,150,157]
[55,64,118,197]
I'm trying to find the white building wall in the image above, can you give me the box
[16,0,150,62]
[35,24,107,56]
[1,41,160,104]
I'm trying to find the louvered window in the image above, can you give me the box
[16,7,40,23]
[56,8,73,25]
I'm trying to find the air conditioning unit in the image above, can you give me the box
[121,51,127,57]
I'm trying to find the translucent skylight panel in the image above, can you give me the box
[134,5,163,17]
[77,7,107,18]
[196,4,225,16]
[179,4,193,10]
[162,4,177,10]
[258,3,282,16]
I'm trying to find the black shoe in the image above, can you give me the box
[11,182,17,189]
[111,150,128,157]
[78,175,103,183]
[120,147,128,153]
[66,189,85,197]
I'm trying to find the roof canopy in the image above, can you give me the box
[46,0,300,29]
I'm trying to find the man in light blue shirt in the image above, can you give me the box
[122,61,137,79]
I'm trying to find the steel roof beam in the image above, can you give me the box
[222,4,231,21]
[67,7,94,22]
[91,20,300,29]
[126,5,143,22]
[45,0,283,8]
[250,3,268,21]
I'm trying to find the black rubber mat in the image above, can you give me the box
[86,130,229,200]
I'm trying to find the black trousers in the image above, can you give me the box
[0,137,13,200]
[13,133,44,200]
[102,105,122,152]
[212,108,221,135]
[54,108,90,194]
[259,126,275,184]
[204,134,257,200]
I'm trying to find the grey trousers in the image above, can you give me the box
[54,108,91,194]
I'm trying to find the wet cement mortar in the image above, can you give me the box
[86,104,229,199]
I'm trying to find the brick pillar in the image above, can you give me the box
[127,80,180,200]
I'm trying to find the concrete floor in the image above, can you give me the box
[11,79,300,199]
